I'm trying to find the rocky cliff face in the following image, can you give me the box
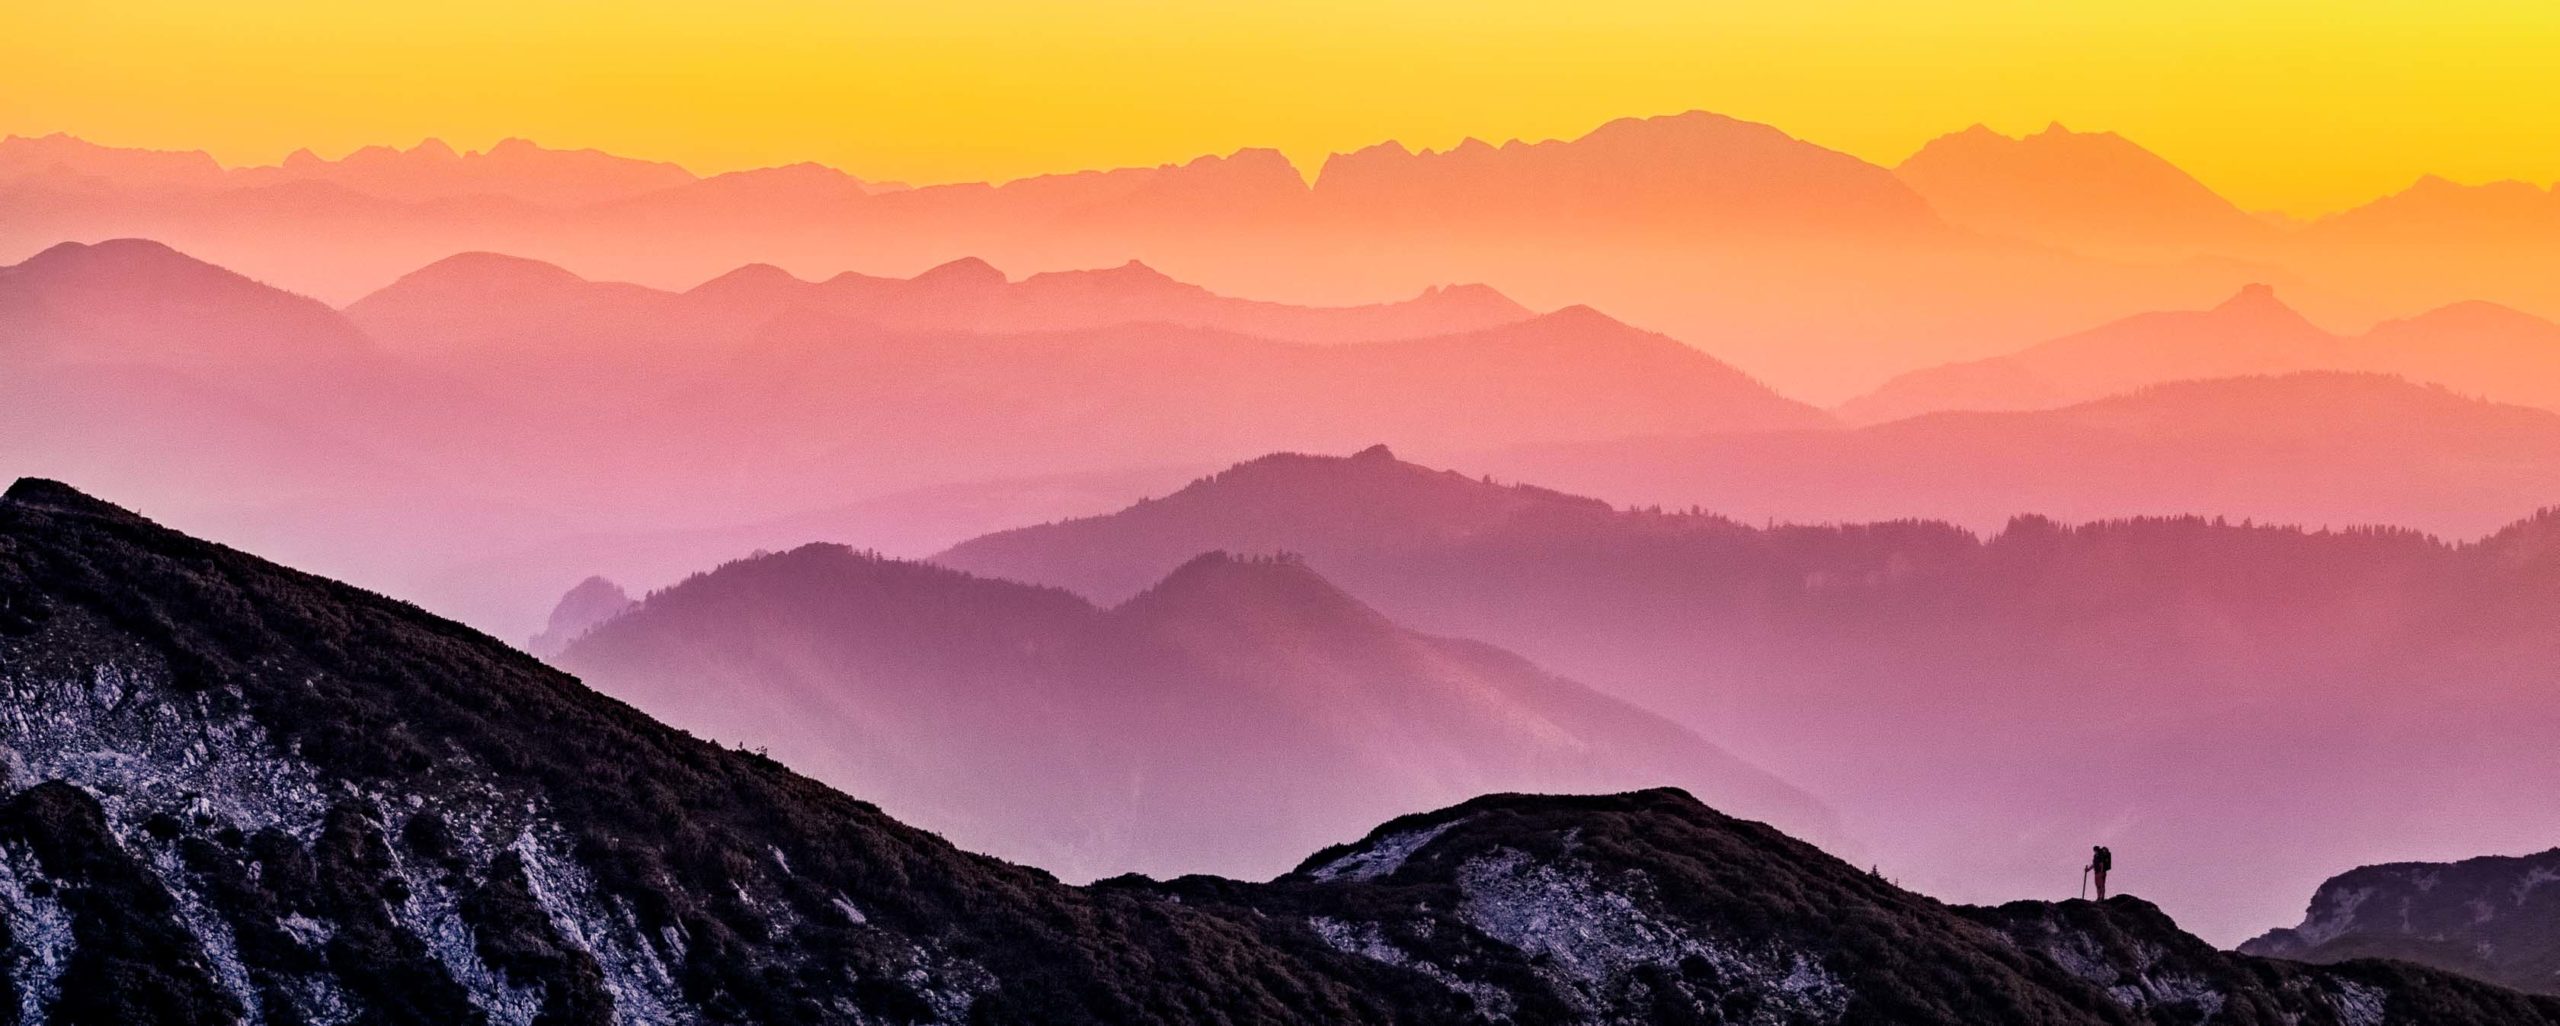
[1,477,2556,1025]
[2244,849,2560,996]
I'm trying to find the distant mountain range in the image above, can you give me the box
[2245,848,2560,996]
[556,545,1837,881]
[939,446,2560,943]
[0,237,1809,635]
[0,114,2286,400]
[8,476,2557,1024]
[19,112,2560,400]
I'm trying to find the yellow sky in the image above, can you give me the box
[6,0,2558,216]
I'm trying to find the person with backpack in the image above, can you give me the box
[2087,845,2114,899]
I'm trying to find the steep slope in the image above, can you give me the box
[4,480,2553,1023]
[939,447,2560,943]
[1895,124,2269,255]
[2243,849,2560,996]
[556,544,1831,881]
[1485,373,2560,540]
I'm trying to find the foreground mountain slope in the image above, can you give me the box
[0,478,2552,1025]
[938,448,2560,943]
[555,544,1832,881]
[2243,849,2560,996]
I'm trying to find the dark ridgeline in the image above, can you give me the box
[5,478,2557,1024]
[2246,849,2560,996]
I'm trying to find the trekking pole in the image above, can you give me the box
[2080,867,2089,900]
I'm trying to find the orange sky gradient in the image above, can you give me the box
[8,0,2560,217]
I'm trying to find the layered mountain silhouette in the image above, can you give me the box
[22,115,2560,399]
[667,302,1827,478]
[1309,110,1940,238]
[9,477,2559,1024]
[2,114,2277,400]
[0,132,731,206]
[940,447,2560,943]
[555,544,1834,881]
[1894,123,2273,255]
[1486,372,2560,539]
[0,240,579,624]
[344,248,1537,404]
[1842,284,2560,422]
[5,238,1810,636]
[2244,848,2560,995]
[0,237,367,365]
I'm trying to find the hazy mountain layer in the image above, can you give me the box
[939,447,2560,943]
[557,545,1834,881]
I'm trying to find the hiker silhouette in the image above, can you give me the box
[2087,845,2114,899]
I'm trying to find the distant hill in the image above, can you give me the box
[940,446,2560,943]
[557,544,1836,880]
[1489,372,2560,540]
[1841,284,2560,422]
[524,576,633,658]
[8,475,2553,1023]
[2246,848,2560,995]
[0,238,367,365]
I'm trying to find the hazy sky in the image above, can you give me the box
[7,0,2558,215]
